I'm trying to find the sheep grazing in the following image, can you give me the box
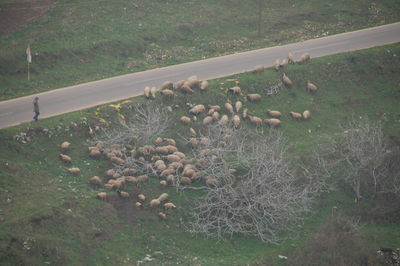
[181,85,194,94]
[200,80,209,90]
[249,116,263,127]
[303,110,311,120]
[163,138,176,146]
[158,212,167,220]
[274,59,280,71]
[110,156,124,165]
[173,151,186,159]
[180,176,192,185]
[59,154,71,163]
[180,116,191,124]
[203,116,214,126]
[189,104,206,115]
[242,108,249,119]
[297,53,310,64]
[137,194,146,202]
[232,115,241,128]
[150,199,161,208]
[190,128,197,137]
[287,52,294,64]
[279,58,288,67]
[161,81,174,90]
[222,103,233,114]
[135,202,143,210]
[212,111,220,121]
[289,111,303,119]
[89,148,101,158]
[123,168,137,175]
[264,118,281,128]
[228,86,241,95]
[150,86,157,99]
[61,141,71,151]
[208,104,221,112]
[207,108,215,116]
[89,176,102,186]
[137,175,149,183]
[282,73,293,87]
[144,86,151,98]
[267,109,281,118]
[235,101,242,113]
[164,202,176,210]
[160,180,167,188]
[306,81,318,93]
[253,65,265,74]
[155,160,167,171]
[219,115,229,125]
[118,191,130,198]
[174,80,185,90]
[166,175,175,184]
[125,176,138,185]
[205,176,218,187]
[166,154,181,163]
[106,169,115,178]
[68,167,80,175]
[157,193,169,202]
[187,75,200,89]
[247,93,262,102]
[161,89,174,97]
[97,192,107,200]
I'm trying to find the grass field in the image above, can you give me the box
[0,0,400,100]
[0,43,399,265]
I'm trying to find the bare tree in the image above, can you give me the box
[312,117,389,199]
[187,124,321,243]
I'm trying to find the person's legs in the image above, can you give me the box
[33,112,40,121]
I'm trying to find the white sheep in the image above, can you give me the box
[203,116,214,125]
[212,111,220,121]
[144,86,151,98]
[161,81,174,90]
[61,141,71,151]
[306,81,318,93]
[253,65,265,73]
[219,115,229,125]
[190,128,197,137]
[242,108,249,119]
[297,53,310,64]
[157,193,169,202]
[303,110,311,120]
[181,84,194,94]
[249,116,263,127]
[158,212,167,220]
[59,154,71,163]
[137,194,146,202]
[267,109,281,118]
[274,59,280,71]
[150,86,157,99]
[287,52,294,64]
[164,202,176,210]
[289,111,303,119]
[229,86,241,95]
[189,104,206,115]
[68,167,80,175]
[200,80,209,90]
[208,105,221,111]
[89,176,102,186]
[174,80,185,90]
[161,89,175,97]
[232,115,241,128]
[224,103,234,114]
[235,101,242,113]
[282,73,293,87]
[180,116,191,124]
[264,118,281,128]
[97,192,107,200]
[150,199,160,208]
[247,94,262,102]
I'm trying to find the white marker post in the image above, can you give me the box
[26,45,32,81]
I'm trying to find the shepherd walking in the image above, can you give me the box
[33,97,40,121]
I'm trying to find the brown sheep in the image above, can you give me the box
[174,80,185,90]
[89,176,102,186]
[180,176,192,185]
[150,86,157,99]
[137,194,146,202]
[189,104,206,115]
[242,108,249,119]
[205,176,218,186]
[289,111,303,119]
[235,101,242,113]
[232,115,241,128]
[219,115,229,125]
[158,212,167,220]
[179,116,192,125]
[190,128,197,137]
[181,85,194,94]
[200,80,209,90]
[249,116,263,127]
[253,65,265,73]
[150,199,160,208]
[161,89,174,97]
[166,154,181,163]
[212,111,220,121]
[224,102,234,114]
[164,202,177,210]
[247,94,262,102]
[208,105,221,111]
[61,141,71,151]
[297,53,310,64]
[157,193,169,202]
[279,58,288,67]
[306,81,318,93]
[264,118,281,128]
[118,191,130,198]
[110,156,124,165]
[267,109,281,118]
[97,192,107,200]
[287,52,294,64]
[163,138,176,146]
[203,116,214,126]
[282,73,293,87]
[144,86,151,98]
[228,86,241,95]
[135,202,143,210]
[160,180,167,188]
[89,148,101,158]
[303,110,311,120]
[161,81,174,90]
[59,154,71,163]
[137,175,149,184]
[166,175,175,184]
[125,176,138,185]
[123,168,137,175]
[68,167,80,175]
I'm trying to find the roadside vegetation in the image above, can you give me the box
[1,0,400,100]
[0,43,399,265]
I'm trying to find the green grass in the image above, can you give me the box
[1,0,400,100]
[0,43,400,265]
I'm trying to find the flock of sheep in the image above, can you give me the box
[58,51,317,221]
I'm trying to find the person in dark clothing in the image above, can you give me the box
[33,97,40,121]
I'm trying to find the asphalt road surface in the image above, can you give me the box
[1,22,400,129]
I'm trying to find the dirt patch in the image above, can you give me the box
[0,0,56,37]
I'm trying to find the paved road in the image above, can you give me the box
[1,22,400,129]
